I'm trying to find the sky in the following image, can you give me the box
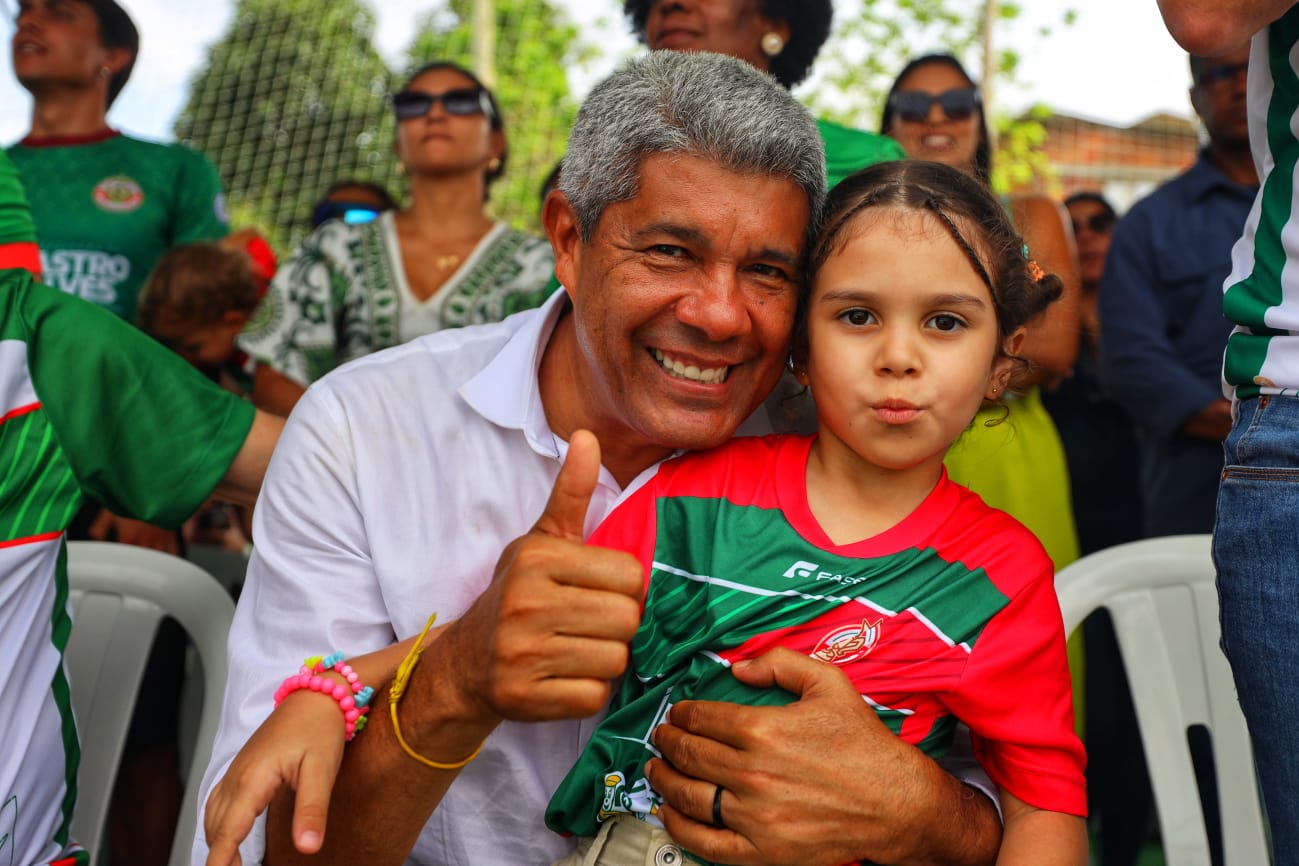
[0,0,1198,144]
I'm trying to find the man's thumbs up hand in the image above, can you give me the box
[453,430,644,723]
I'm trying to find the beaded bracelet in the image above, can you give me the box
[274,652,375,741]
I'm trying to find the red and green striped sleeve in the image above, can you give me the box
[0,150,40,277]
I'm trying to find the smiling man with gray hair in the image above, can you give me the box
[198,50,1001,866]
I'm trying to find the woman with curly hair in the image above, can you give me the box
[623,0,906,187]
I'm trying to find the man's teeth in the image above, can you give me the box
[652,349,728,384]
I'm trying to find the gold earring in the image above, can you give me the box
[761,33,785,57]
[488,157,502,172]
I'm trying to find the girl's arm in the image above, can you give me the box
[202,628,441,866]
[1007,194,1082,389]
[996,790,1088,866]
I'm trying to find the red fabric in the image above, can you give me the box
[242,234,277,299]
[0,240,41,278]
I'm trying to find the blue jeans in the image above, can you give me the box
[1215,394,1299,865]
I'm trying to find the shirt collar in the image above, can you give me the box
[460,288,570,459]
[1186,147,1258,202]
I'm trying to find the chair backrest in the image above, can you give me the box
[1054,534,1269,866]
[64,541,234,866]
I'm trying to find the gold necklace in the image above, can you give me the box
[434,252,462,270]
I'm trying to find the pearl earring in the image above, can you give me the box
[761,32,785,57]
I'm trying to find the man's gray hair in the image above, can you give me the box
[559,51,827,246]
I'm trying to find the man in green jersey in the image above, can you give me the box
[1159,3,1299,864]
[8,0,229,323]
[8,4,239,857]
[0,267,280,866]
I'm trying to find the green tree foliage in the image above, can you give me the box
[175,0,589,251]
[404,0,592,231]
[805,0,1073,192]
[174,0,398,251]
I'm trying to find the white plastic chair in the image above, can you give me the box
[1054,534,1270,866]
[63,541,234,866]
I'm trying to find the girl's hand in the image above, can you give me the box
[203,632,439,866]
[203,689,347,866]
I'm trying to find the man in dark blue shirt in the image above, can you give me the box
[1099,46,1258,537]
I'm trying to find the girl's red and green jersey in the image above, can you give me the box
[0,269,253,866]
[6,130,228,322]
[0,150,40,277]
[546,434,1085,846]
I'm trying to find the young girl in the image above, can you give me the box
[202,161,1087,866]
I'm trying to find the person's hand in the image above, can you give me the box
[88,508,180,554]
[204,689,347,866]
[441,429,644,725]
[1181,398,1233,442]
[646,647,988,866]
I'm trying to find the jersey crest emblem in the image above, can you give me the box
[92,175,144,213]
[811,618,881,665]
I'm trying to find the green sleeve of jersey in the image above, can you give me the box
[169,145,229,245]
[11,271,254,525]
[0,150,40,274]
[817,118,909,190]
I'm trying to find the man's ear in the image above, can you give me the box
[101,45,132,79]
[223,309,250,330]
[543,189,582,301]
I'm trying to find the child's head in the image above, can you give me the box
[791,160,1063,471]
[137,242,262,372]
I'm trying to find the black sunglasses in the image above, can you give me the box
[888,88,981,123]
[312,201,383,229]
[1196,61,1249,88]
[392,88,494,121]
[1071,211,1116,236]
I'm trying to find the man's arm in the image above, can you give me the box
[211,409,284,509]
[1097,206,1225,442]
[1157,0,1295,54]
[250,430,644,865]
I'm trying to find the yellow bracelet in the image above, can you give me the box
[389,611,485,770]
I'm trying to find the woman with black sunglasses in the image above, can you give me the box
[881,54,1085,584]
[622,0,907,187]
[238,62,556,417]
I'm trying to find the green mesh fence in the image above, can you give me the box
[175,0,603,254]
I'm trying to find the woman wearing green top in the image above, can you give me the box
[881,53,1083,577]
[621,0,906,187]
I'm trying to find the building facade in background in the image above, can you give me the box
[1004,110,1200,211]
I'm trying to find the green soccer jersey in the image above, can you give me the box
[0,269,253,865]
[7,130,228,321]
